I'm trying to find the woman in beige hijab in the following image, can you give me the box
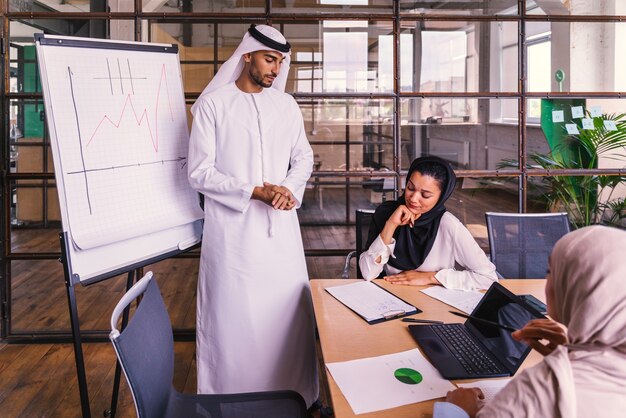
[435,225,626,418]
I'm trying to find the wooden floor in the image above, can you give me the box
[0,186,526,417]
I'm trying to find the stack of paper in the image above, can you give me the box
[421,286,484,314]
[325,281,417,323]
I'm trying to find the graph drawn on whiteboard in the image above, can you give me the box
[41,45,203,250]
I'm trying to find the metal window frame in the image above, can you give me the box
[2,0,626,339]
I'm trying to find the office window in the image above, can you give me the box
[400,0,518,15]
[527,34,552,121]
[378,34,414,93]
[420,31,468,93]
[296,52,323,93]
[492,22,550,123]
[401,21,513,94]
[323,32,368,92]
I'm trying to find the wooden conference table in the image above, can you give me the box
[310,279,547,418]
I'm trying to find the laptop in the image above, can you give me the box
[409,282,546,380]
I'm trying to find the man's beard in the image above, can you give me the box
[249,66,274,88]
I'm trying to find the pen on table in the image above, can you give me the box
[402,318,444,324]
[448,311,518,333]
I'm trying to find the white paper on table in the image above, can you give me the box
[421,286,484,314]
[326,348,455,415]
[325,281,416,322]
[457,379,512,401]
[552,110,564,122]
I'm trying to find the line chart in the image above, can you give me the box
[86,64,173,152]
[68,62,177,215]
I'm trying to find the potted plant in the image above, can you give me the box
[501,112,626,228]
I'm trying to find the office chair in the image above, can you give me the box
[342,209,376,279]
[485,212,571,279]
[109,272,309,418]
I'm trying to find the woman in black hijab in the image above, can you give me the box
[359,156,497,290]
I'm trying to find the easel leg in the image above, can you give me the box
[66,281,91,418]
[106,270,136,418]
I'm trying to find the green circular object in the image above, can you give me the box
[394,368,423,385]
[555,69,565,82]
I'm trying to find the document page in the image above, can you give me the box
[326,281,416,322]
[421,286,484,314]
[457,379,512,401]
[326,348,455,414]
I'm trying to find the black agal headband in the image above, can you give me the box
[248,24,291,53]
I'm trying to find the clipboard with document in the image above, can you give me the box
[325,281,421,324]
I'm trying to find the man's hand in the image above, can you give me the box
[266,183,296,210]
[252,183,296,210]
[252,184,276,207]
[511,318,568,356]
[445,388,485,418]
[384,270,439,286]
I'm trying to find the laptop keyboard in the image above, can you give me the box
[431,324,506,375]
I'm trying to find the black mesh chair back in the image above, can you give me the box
[485,212,570,279]
[342,209,376,279]
[356,209,376,279]
[110,272,309,418]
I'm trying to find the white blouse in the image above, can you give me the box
[359,212,497,291]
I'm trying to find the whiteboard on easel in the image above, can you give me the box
[35,34,203,285]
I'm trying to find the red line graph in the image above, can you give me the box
[86,64,173,152]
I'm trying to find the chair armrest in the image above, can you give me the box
[110,271,153,338]
[342,251,356,279]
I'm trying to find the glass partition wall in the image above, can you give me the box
[2,1,625,339]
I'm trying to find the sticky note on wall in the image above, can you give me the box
[552,110,564,122]
[604,120,618,131]
[590,106,602,117]
[566,124,580,135]
[582,118,594,130]
[571,106,584,119]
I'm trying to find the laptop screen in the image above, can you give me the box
[466,283,545,371]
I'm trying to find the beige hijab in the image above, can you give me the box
[478,225,626,418]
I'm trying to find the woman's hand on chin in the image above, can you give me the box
[388,205,420,227]
[384,270,439,286]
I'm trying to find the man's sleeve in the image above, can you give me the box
[280,98,314,208]
[188,97,255,213]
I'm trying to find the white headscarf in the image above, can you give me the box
[478,225,626,418]
[191,24,291,114]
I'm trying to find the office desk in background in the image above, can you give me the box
[311,279,547,418]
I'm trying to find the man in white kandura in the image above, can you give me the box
[188,24,319,409]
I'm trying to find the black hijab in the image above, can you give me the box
[364,156,457,271]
